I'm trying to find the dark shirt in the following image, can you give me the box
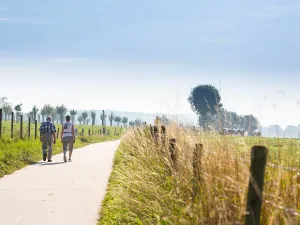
[39,121,56,134]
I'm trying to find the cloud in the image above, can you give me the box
[252,4,300,19]
[0,18,10,21]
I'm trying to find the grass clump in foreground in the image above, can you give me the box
[0,132,121,178]
[99,124,300,225]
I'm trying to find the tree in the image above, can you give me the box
[32,105,39,122]
[134,119,143,127]
[114,116,122,126]
[90,111,97,127]
[56,105,68,124]
[108,112,115,126]
[78,115,83,125]
[0,96,7,106]
[100,110,107,126]
[81,111,88,124]
[14,104,22,122]
[2,102,12,120]
[51,109,58,124]
[43,104,54,117]
[86,118,90,125]
[129,121,135,127]
[188,84,222,129]
[243,115,259,136]
[70,109,77,124]
[40,107,47,122]
[122,117,128,127]
[160,115,170,126]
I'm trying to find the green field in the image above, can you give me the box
[99,125,300,225]
[0,120,123,178]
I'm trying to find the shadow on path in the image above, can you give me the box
[39,162,66,166]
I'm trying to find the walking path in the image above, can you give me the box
[0,140,120,225]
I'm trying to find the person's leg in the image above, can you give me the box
[62,137,68,162]
[46,134,53,162]
[42,135,48,161]
[68,137,74,160]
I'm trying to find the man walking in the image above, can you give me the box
[39,116,56,162]
[61,115,75,162]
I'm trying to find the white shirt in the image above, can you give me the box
[62,121,73,138]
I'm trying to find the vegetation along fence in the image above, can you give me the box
[134,124,300,225]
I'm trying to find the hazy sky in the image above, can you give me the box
[1,0,300,128]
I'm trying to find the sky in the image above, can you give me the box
[1,0,300,128]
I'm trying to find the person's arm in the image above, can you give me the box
[61,124,64,141]
[52,124,56,144]
[72,125,75,142]
[39,124,43,141]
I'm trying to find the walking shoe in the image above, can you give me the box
[63,155,67,162]
[68,159,72,162]
[43,153,47,161]
[48,159,52,162]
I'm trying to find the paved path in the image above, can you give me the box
[0,140,120,225]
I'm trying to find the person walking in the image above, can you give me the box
[39,116,57,162]
[61,115,75,162]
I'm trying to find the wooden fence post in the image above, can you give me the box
[154,126,158,144]
[28,117,31,139]
[245,146,268,225]
[11,112,14,138]
[57,128,60,139]
[169,138,177,169]
[82,128,84,136]
[88,129,91,136]
[149,124,153,138]
[0,108,2,139]
[161,126,166,145]
[193,144,203,183]
[20,115,23,139]
[35,120,37,139]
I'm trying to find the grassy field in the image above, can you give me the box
[0,120,123,178]
[99,124,300,225]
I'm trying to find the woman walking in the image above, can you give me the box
[61,115,75,162]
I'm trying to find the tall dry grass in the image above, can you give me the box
[99,124,300,225]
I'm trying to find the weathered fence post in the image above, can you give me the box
[88,129,91,136]
[154,126,158,144]
[57,128,60,139]
[20,115,23,139]
[169,138,177,169]
[82,128,84,136]
[244,146,268,225]
[35,120,37,139]
[193,144,203,183]
[149,124,153,138]
[11,112,14,138]
[0,108,2,139]
[28,117,31,139]
[161,126,166,145]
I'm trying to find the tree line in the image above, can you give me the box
[188,84,259,135]
[0,96,145,128]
